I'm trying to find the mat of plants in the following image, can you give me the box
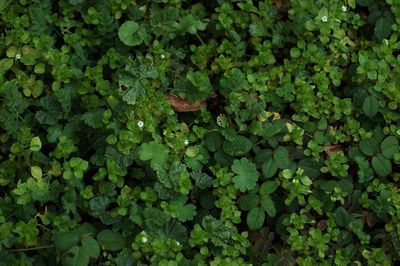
[1,0,400,265]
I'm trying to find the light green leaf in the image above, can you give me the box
[97,230,125,251]
[30,166,42,180]
[232,158,259,192]
[29,136,42,152]
[371,154,392,177]
[247,207,265,230]
[381,136,399,159]
[118,21,141,46]
[138,141,168,169]
[362,96,379,117]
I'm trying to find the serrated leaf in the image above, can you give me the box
[176,203,197,222]
[120,80,145,105]
[381,136,399,159]
[371,154,392,177]
[247,207,265,230]
[362,96,379,118]
[97,230,125,251]
[118,21,141,46]
[232,158,259,192]
[223,136,252,156]
[260,195,276,217]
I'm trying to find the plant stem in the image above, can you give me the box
[9,245,53,252]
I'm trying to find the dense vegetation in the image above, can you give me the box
[1,0,400,265]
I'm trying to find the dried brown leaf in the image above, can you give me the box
[165,93,205,112]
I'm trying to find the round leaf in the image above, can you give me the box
[362,96,379,118]
[371,154,392,177]
[30,166,42,179]
[238,193,259,211]
[246,207,265,230]
[359,138,379,156]
[374,17,392,41]
[97,229,125,251]
[381,136,399,159]
[30,136,42,151]
[262,159,278,179]
[118,21,140,46]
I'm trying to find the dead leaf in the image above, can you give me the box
[165,93,205,112]
[274,0,290,18]
[324,144,343,159]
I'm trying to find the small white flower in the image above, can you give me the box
[176,241,181,246]
[160,54,165,59]
[184,139,189,146]
[15,53,21,60]
[397,129,400,135]
[384,39,389,45]
[137,120,144,129]
[321,16,328,22]
[141,236,148,243]
[341,5,348,12]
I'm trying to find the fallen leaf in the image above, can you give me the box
[324,144,343,159]
[165,93,205,112]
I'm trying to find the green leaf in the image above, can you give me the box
[362,96,379,117]
[232,158,259,192]
[53,230,80,251]
[223,136,252,156]
[138,141,168,169]
[262,159,278,179]
[359,138,379,156]
[381,136,399,159]
[120,80,145,105]
[118,21,141,46]
[260,195,276,217]
[191,171,212,189]
[335,207,352,227]
[176,203,197,222]
[247,207,265,230]
[273,146,290,169]
[97,230,125,251]
[30,166,42,180]
[238,193,259,211]
[260,181,278,195]
[65,246,89,266]
[0,58,13,72]
[205,131,222,152]
[29,136,42,151]
[298,159,322,178]
[81,236,100,258]
[371,154,392,177]
[374,17,391,41]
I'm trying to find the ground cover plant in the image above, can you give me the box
[1,0,400,265]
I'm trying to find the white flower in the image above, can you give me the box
[137,120,144,129]
[341,5,348,12]
[176,241,181,246]
[384,39,389,45]
[160,54,165,59]
[321,16,328,22]
[184,139,189,146]
[141,236,148,243]
[397,129,400,135]
[15,53,21,60]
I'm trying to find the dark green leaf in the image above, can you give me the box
[362,96,379,117]
[247,207,265,230]
[97,230,125,251]
[371,154,392,177]
[381,136,399,159]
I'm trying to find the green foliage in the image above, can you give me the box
[2,0,400,265]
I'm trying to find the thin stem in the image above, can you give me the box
[9,245,53,252]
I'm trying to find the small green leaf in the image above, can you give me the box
[260,195,276,217]
[97,230,125,251]
[298,159,322,178]
[247,207,265,230]
[381,136,399,159]
[138,141,168,169]
[205,132,222,152]
[335,207,352,227]
[30,136,42,151]
[371,154,392,177]
[30,166,42,180]
[118,21,141,46]
[262,159,278,179]
[362,96,379,117]
[232,158,259,192]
